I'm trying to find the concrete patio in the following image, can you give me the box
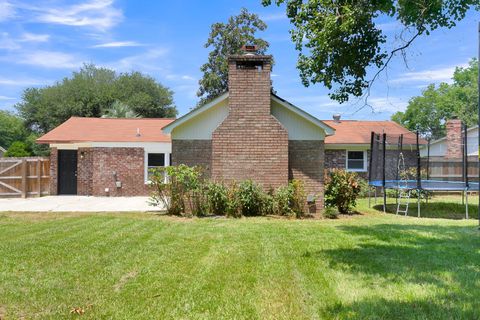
[0,196,164,212]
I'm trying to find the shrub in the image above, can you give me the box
[206,182,229,215]
[323,207,338,219]
[226,183,241,218]
[357,178,371,198]
[148,165,207,216]
[273,179,307,218]
[4,141,31,157]
[237,180,264,216]
[274,185,293,216]
[325,169,361,214]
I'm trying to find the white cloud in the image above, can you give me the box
[166,74,195,81]
[19,32,50,42]
[10,50,80,69]
[33,0,123,31]
[364,97,408,113]
[260,12,287,22]
[0,1,15,22]
[110,48,169,72]
[390,64,468,84]
[0,95,15,100]
[0,76,48,86]
[0,32,20,50]
[92,41,142,48]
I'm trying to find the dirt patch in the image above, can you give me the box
[113,270,138,292]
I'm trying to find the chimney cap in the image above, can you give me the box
[241,44,258,54]
[333,113,341,123]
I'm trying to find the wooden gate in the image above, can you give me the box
[0,158,50,198]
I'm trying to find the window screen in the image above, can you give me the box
[347,151,365,170]
[148,153,165,167]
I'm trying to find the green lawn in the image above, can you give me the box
[0,205,479,319]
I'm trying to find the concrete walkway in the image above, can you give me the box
[0,196,164,212]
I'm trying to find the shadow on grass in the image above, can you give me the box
[304,223,480,319]
[371,201,479,220]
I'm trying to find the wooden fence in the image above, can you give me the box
[0,157,50,198]
[423,158,479,182]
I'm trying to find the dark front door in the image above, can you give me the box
[58,150,77,195]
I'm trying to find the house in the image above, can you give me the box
[323,116,422,178]
[162,50,335,210]
[37,118,174,196]
[420,119,478,159]
[0,146,5,157]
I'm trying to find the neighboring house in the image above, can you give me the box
[37,118,174,196]
[420,119,478,159]
[162,51,335,209]
[0,146,5,157]
[323,117,423,178]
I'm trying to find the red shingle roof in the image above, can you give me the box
[37,117,174,144]
[323,120,425,145]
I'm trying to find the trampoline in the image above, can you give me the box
[368,127,479,218]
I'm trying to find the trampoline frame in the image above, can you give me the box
[367,126,476,219]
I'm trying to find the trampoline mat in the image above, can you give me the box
[369,180,480,191]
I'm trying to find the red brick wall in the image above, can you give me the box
[49,147,149,196]
[211,54,289,189]
[49,147,58,195]
[172,140,212,177]
[445,119,463,159]
[289,141,325,209]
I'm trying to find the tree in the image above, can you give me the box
[392,59,479,139]
[4,141,31,157]
[16,64,177,133]
[263,0,480,103]
[102,101,139,118]
[197,8,270,105]
[0,111,27,149]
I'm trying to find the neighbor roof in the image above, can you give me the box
[37,117,174,144]
[323,120,426,145]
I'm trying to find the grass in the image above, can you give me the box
[0,202,479,319]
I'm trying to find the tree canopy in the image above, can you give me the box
[392,59,479,139]
[263,0,480,103]
[197,8,270,106]
[0,110,27,149]
[16,64,177,133]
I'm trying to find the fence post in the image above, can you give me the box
[21,159,27,198]
[37,159,42,197]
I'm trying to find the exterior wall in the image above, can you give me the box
[171,140,212,178]
[289,140,325,209]
[49,147,58,195]
[49,147,149,197]
[211,55,289,189]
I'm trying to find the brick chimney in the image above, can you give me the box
[211,48,289,188]
[445,119,463,159]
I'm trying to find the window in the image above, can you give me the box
[147,153,165,180]
[346,151,367,171]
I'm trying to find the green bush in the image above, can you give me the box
[323,207,339,219]
[237,180,264,216]
[206,182,229,215]
[149,165,206,216]
[4,141,31,157]
[325,169,361,214]
[357,178,371,198]
[272,179,307,218]
[226,183,241,218]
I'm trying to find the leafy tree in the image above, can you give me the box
[4,141,31,157]
[0,111,27,149]
[16,64,177,133]
[392,59,479,139]
[263,0,480,103]
[197,8,270,105]
[102,101,139,118]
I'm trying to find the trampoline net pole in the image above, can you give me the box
[383,133,387,213]
[478,21,480,227]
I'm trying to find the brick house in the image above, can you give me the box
[323,116,422,179]
[162,52,335,208]
[37,118,174,196]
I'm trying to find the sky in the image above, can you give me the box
[0,0,478,121]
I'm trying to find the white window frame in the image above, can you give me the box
[346,150,368,172]
[145,152,170,184]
